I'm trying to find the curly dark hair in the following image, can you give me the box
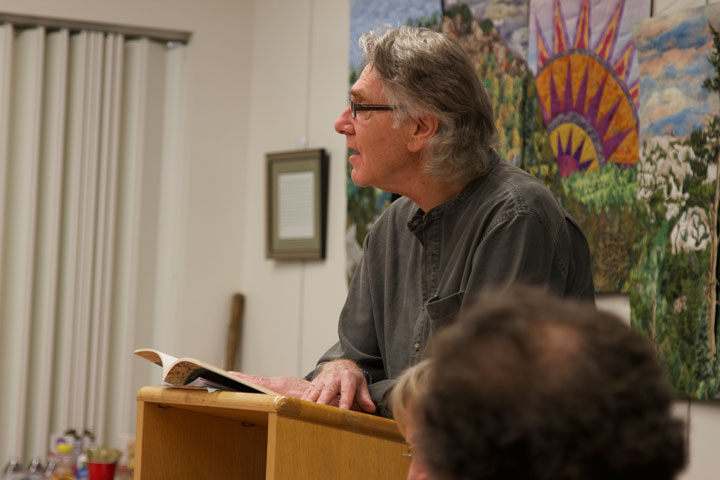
[419,287,687,480]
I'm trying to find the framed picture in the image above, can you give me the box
[266,148,328,260]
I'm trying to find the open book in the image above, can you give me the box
[134,348,277,395]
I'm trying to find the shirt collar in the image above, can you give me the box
[408,152,500,227]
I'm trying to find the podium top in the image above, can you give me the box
[137,386,403,441]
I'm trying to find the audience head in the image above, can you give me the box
[359,25,497,182]
[390,359,432,480]
[418,286,686,480]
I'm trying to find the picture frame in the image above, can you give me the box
[266,148,328,260]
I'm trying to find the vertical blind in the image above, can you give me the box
[0,17,188,466]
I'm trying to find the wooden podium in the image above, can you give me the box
[134,386,409,479]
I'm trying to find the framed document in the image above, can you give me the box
[266,148,328,260]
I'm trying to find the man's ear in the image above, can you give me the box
[407,113,438,153]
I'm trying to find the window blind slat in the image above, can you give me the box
[69,30,104,434]
[24,27,70,460]
[94,33,124,443]
[0,25,12,302]
[106,37,148,454]
[86,32,121,438]
[52,30,88,439]
[0,24,14,460]
[0,25,45,460]
[152,43,186,351]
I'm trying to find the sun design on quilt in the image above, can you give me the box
[535,0,639,177]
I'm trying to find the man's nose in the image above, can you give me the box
[334,106,354,135]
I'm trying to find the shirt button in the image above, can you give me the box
[413,342,421,351]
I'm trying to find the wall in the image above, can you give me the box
[1,0,719,477]
[238,0,349,379]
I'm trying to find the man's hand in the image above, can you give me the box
[229,372,311,398]
[300,359,376,413]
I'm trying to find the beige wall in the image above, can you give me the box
[2,0,719,477]
[238,0,349,379]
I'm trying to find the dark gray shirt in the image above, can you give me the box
[309,154,595,416]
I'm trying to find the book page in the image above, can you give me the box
[134,348,179,380]
[134,348,278,395]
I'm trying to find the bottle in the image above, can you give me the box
[62,431,81,475]
[50,445,75,480]
[74,451,87,480]
[24,457,44,480]
[1,457,22,480]
[43,459,56,480]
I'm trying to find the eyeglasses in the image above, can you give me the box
[401,445,417,460]
[350,100,394,118]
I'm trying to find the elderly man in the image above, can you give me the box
[235,25,594,415]
[414,287,686,480]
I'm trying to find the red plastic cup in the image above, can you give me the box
[88,461,117,480]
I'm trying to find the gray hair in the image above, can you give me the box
[360,25,497,182]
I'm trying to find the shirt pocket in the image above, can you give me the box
[425,291,464,333]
